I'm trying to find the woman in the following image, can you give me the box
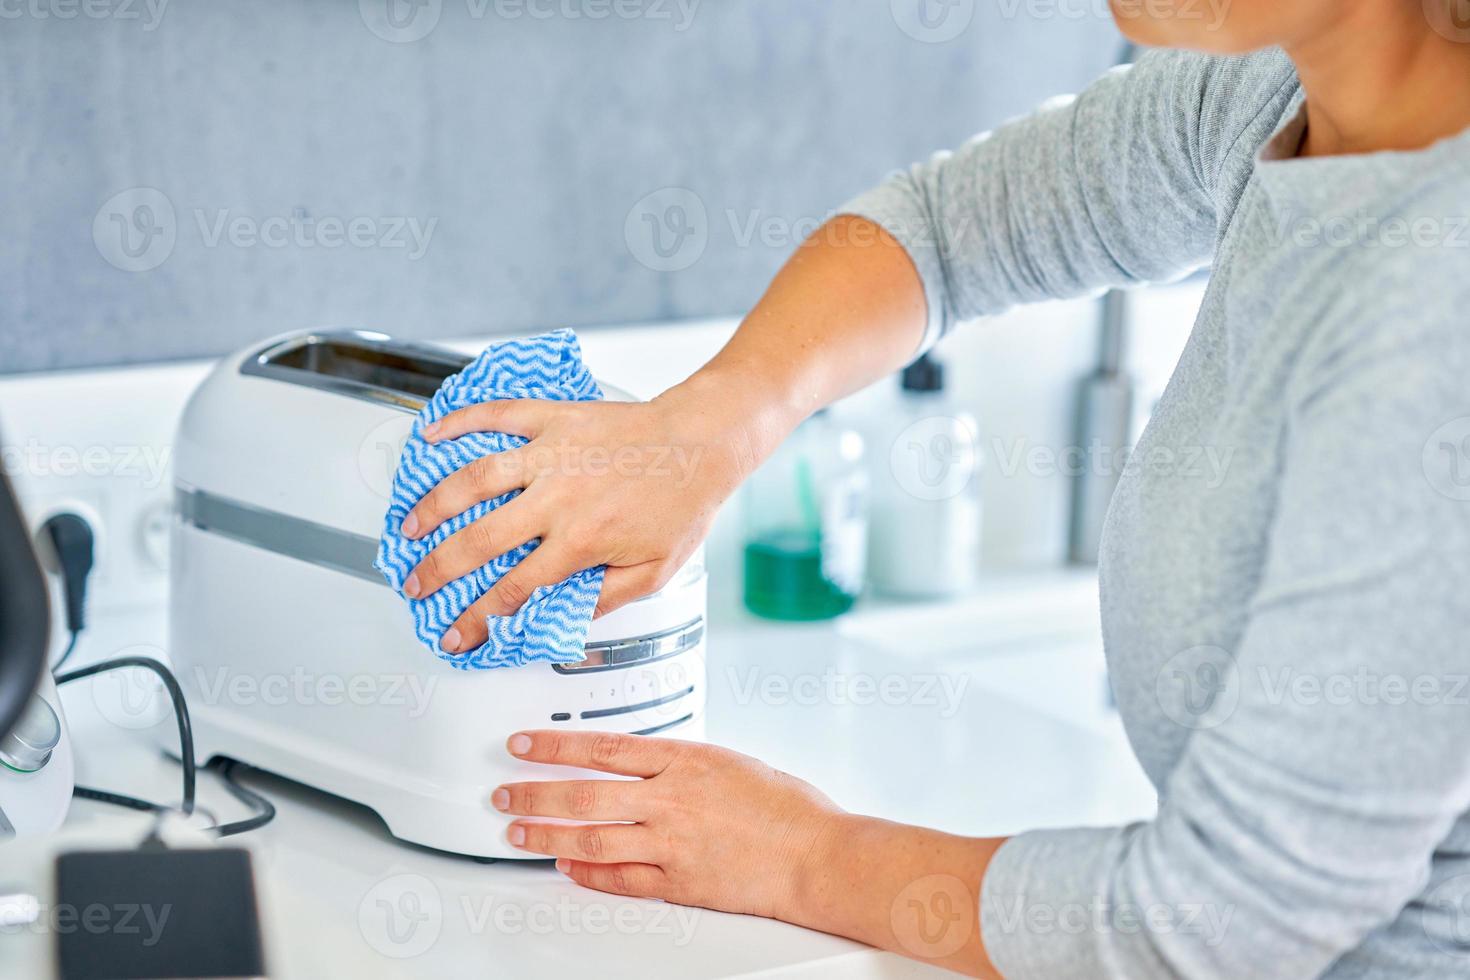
[398,2,1470,976]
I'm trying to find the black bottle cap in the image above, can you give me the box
[901,354,944,393]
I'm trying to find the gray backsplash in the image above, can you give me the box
[2,0,1119,374]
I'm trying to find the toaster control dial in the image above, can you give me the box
[0,696,61,773]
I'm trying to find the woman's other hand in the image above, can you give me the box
[492,730,843,920]
[491,729,1007,977]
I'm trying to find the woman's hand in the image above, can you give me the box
[397,218,928,655]
[492,729,1008,977]
[399,371,782,654]
[491,729,844,920]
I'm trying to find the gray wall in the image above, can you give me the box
[2,0,1120,374]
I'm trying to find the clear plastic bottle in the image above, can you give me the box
[741,412,867,620]
[868,355,983,598]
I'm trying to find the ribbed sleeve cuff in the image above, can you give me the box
[837,175,950,358]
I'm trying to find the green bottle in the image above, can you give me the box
[742,412,867,621]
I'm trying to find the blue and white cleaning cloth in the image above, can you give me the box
[375,329,604,670]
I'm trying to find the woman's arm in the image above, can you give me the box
[402,48,1251,647]
[795,813,1008,977]
[974,257,1470,978]
[398,215,928,646]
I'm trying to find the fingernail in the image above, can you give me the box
[490,788,510,811]
[508,733,532,756]
[555,859,570,874]
[440,627,462,652]
[401,513,420,538]
[403,573,421,598]
[507,825,526,847]
[423,421,441,439]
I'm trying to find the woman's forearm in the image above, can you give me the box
[660,214,929,473]
[788,813,1008,978]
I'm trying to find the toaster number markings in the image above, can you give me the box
[580,685,697,721]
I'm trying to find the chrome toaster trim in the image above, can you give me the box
[176,486,383,584]
[552,618,705,674]
[176,486,704,668]
[240,330,472,414]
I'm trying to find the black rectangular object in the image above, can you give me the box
[55,848,266,979]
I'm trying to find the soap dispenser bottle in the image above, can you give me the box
[741,411,868,621]
[868,354,983,598]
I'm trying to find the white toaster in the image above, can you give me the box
[166,330,706,859]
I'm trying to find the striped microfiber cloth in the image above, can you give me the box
[375,329,604,670]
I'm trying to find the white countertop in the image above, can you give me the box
[15,570,1157,979]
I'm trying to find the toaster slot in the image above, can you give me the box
[241,331,471,412]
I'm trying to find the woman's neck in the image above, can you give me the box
[1288,4,1470,158]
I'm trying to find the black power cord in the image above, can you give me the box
[40,512,275,837]
[211,760,277,838]
[41,512,93,673]
[54,655,276,837]
[54,655,196,817]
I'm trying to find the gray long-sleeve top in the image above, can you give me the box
[842,47,1470,978]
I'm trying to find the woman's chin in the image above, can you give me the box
[1108,0,1267,56]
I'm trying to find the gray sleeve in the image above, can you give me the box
[839,48,1275,353]
[978,254,1470,978]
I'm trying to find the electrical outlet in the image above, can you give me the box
[0,361,209,624]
